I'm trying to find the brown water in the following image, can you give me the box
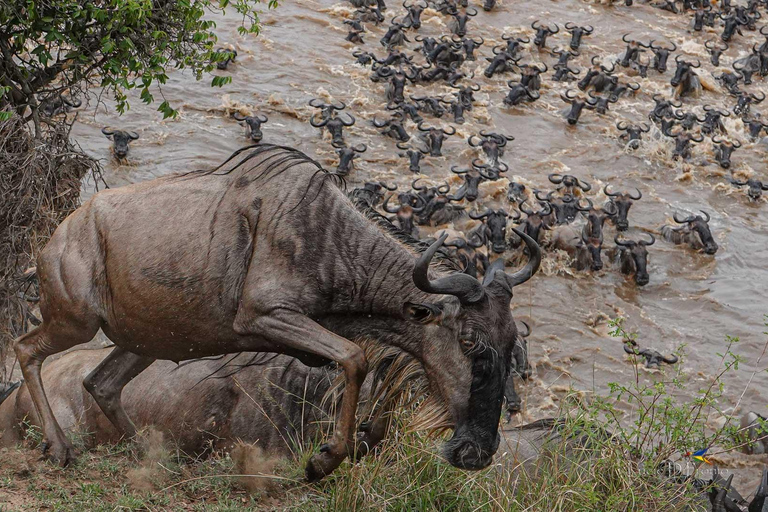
[68,0,768,469]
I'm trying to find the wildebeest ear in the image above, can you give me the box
[403,302,442,323]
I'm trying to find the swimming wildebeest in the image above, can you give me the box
[661,210,718,255]
[616,121,650,149]
[603,185,642,231]
[613,234,655,286]
[101,127,139,159]
[233,113,268,142]
[13,144,541,481]
[623,343,678,369]
[729,175,768,201]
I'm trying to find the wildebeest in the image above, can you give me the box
[613,234,654,286]
[12,144,541,480]
[603,185,642,231]
[382,191,425,236]
[564,22,593,51]
[670,56,701,98]
[548,173,591,195]
[531,20,559,49]
[720,11,744,42]
[515,200,552,245]
[468,131,514,166]
[39,94,82,117]
[503,82,541,107]
[334,143,367,176]
[663,127,704,161]
[460,36,484,61]
[447,7,478,38]
[0,349,337,456]
[742,114,768,140]
[616,121,650,149]
[560,89,596,125]
[507,181,528,204]
[650,40,676,73]
[484,47,518,78]
[673,109,705,131]
[576,198,615,241]
[213,47,237,70]
[740,412,768,454]
[650,94,682,122]
[468,208,519,254]
[623,343,678,369]
[380,18,409,48]
[587,91,618,115]
[101,128,139,159]
[549,224,604,271]
[501,34,529,58]
[373,111,410,141]
[537,190,579,225]
[310,112,356,146]
[350,181,397,207]
[704,39,728,67]
[578,57,616,92]
[233,113,268,142]
[729,176,768,201]
[619,34,650,68]
[661,210,718,255]
[397,142,429,173]
[503,319,531,416]
[417,122,456,156]
[731,89,766,117]
[701,105,730,135]
[402,0,427,29]
[711,136,741,169]
[448,165,488,202]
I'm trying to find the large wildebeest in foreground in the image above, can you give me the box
[13,144,541,481]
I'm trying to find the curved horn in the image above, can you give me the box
[412,233,486,304]
[548,173,563,184]
[127,131,140,140]
[502,229,541,288]
[616,121,629,131]
[604,185,621,198]
[341,113,356,126]
[518,320,531,337]
[382,194,401,213]
[310,115,329,127]
[624,343,638,355]
[466,7,478,16]
[412,178,427,191]
[101,127,115,136]
[469,209,492,219]
[257,114,269,123]
[353,143,367,152]
[565,21,576,30]
[380,181,398,191]
[451,165,468,175]
[673,212,696,224]
[442,125,457,136]
[699,210,710,222]
[614,235,635,247]
[629,188,642,200]
[662,354,679,364]
[638,233,655,246]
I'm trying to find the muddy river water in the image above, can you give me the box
[67,0,768,460]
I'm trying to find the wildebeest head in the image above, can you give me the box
[102,127,139,159]
[674,210,718,254]
[673,109,705,131]
[531,20,559,49]
[548,173,591,195]
[576,198,616,240]
[615,234,655,286]
[587,90,618,115]
[504,82,541,107]
[213,47,237,70]
[382,192,425,235]
[470,208,520,253]
[704,39,728,66]
[713,70,743,93]
[461,36,484,61]
[616,121,650,150]
[468,131,513,165]
[701,105,730,135]
[501,34,530,58]
[233,113,268,142]
[350,181,397,207]
[742,114,768,140]
[564,22,593,51]
[733,48,762,85]
[537,190,578,225]
[720,11,744,42]
[484,47,517,78]
[624,344,678,369]
[712,136,741,169]
[650,94,682,121]
[664,127,704,160]
[604,185,642,231]
[560,89,595,125]
[418,122,456,157]
[334,143,367,176]
[449,166,486,202]
[730,176,768,201]
[518,200,552,243]
[397,142,429,173]
[308,98,346,122]
[670,56,701,96]
[650,40,676,73]
[580,228,604,271]
[409,232,541,469]
[448,7,478,38]
[402,0,427,29]
[311,112,355,146]
[620,34,651,67]
[731,89,766,117]
[507,181,527,204]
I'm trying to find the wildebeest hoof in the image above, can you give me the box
[305,451,343,482]
[41,439,76,467]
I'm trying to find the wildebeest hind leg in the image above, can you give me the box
[83,346,155,439]
[242,309,367,482]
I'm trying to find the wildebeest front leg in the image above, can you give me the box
[83,346,155,438]
[249,310,367,481]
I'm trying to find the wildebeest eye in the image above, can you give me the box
[460,338,477,351]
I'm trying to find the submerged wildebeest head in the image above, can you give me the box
[616,121,650,149]
[548,173,591,195]
[417,122,456,156]
[373,111,410,141]
[350,180,397,207]
[587,90,618,115]
[213,47,237,70]
[731,89,766,117]
[663,126,704,161]
[711,136,741,169]
[624,344,678,369]
[650,94,682,122]
[531,20,559,49]
[397,142,429,173]
[402,0,427,29]
[461,36,485,61]
[733,47,762,85]
[503,82,541,107]
[560,89,596,125]
[517,200,552,244]
[704,39,728,66]
[39,94,82,117]
[742,113,768,140]
[620,33,651,68]
[729,176,768,201]
[650,40,676,73]
[449,165,490,202]
[603,185,641,231]
[564,22,593,51]
[662,210,718,255]
[233,113,268,142]
[334,142,367,176]
[507,181,527,204]
[614,234,655,286]
[382,191,426,236]
[447,7,478,38]
[468,131,514,165]
[469,208,520,253]
[310,112,356,146]
[720,11,745,42]
[673,109,705,131]
[537,190,578,225]
[576,198,616,241]
[484,46,518,78]
[670,56,701,97]
[578,56,616,92]
[102,127,139,159]
[701,105,730,135]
